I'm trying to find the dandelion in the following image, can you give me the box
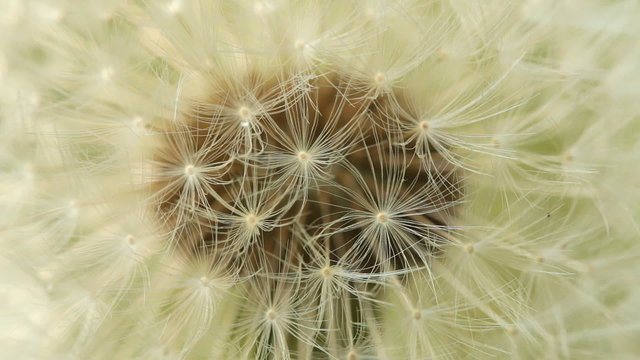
[1,0,640,359]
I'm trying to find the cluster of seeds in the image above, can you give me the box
[149,72,461,276]
[4,1,638,359]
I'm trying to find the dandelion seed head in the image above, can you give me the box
[148,68,461,275]
[10,0,640,358]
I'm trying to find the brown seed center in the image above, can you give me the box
[149,74,461,274]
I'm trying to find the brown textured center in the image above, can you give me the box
[149,73,460,275]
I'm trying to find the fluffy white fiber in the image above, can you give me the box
[1,0,639,359]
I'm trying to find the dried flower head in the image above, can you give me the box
[1,0,639,359]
